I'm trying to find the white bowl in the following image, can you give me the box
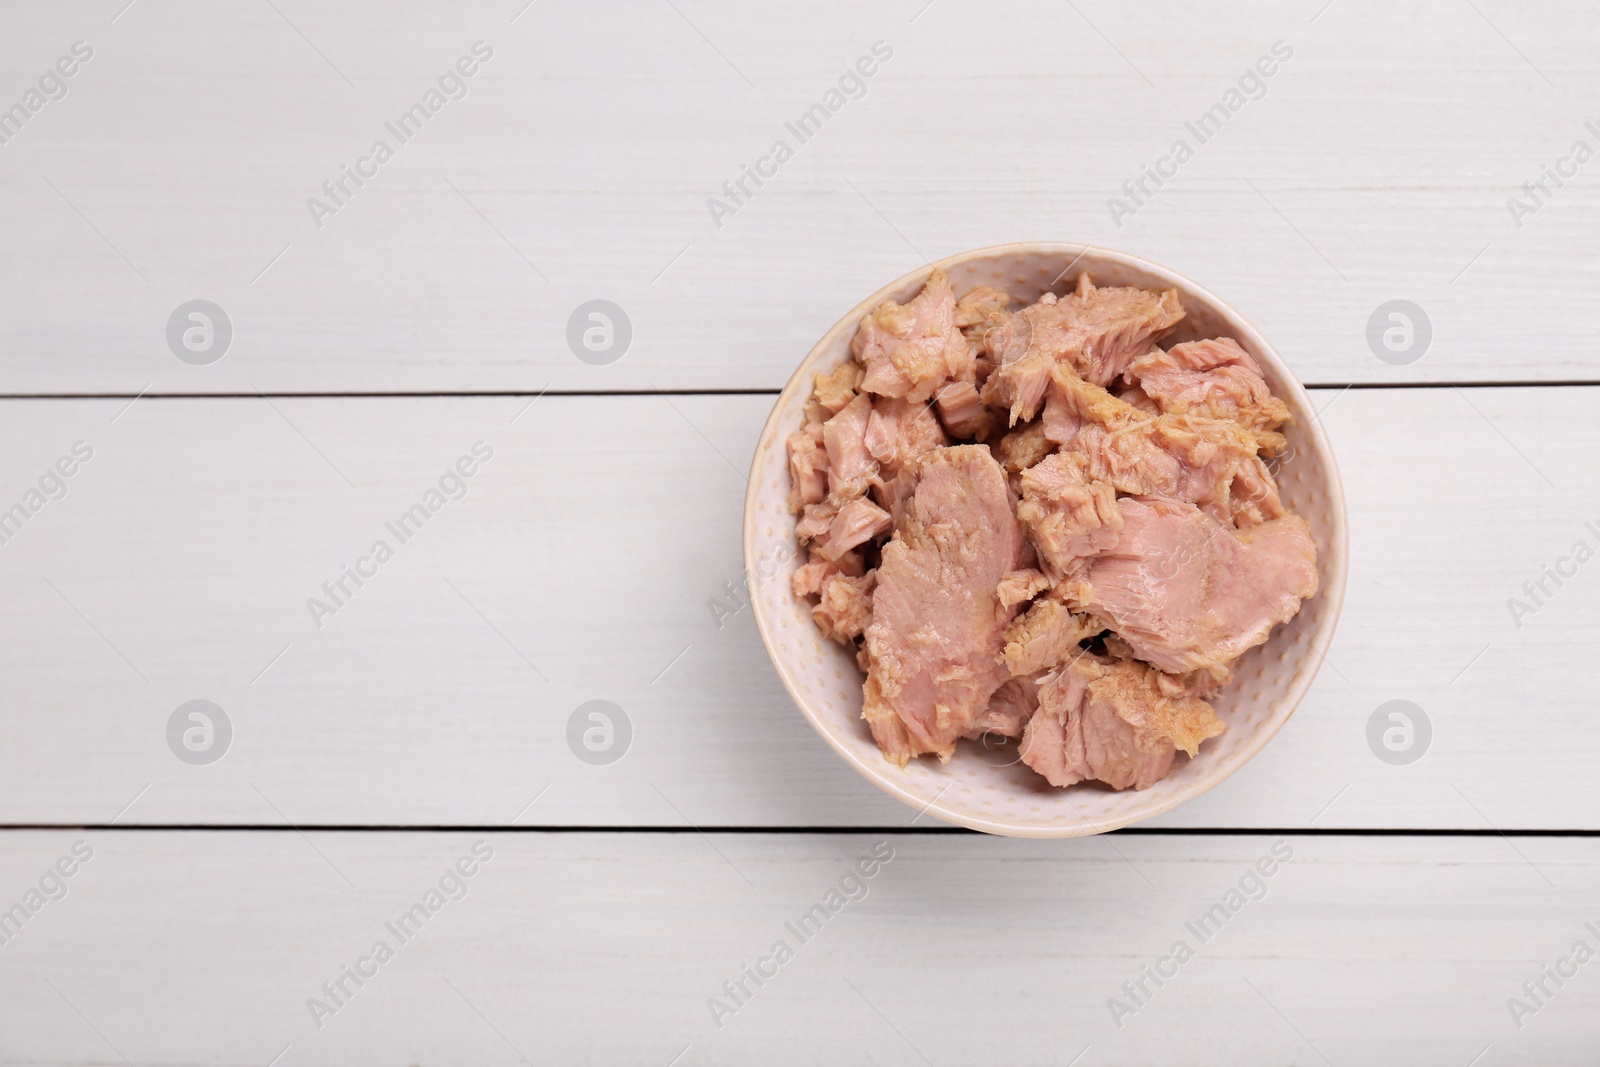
[743,243,1348,837]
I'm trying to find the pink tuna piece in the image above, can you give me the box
[1065,496,1319,673]
[862,445,1026,764]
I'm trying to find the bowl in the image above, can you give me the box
[743,243,1348,837]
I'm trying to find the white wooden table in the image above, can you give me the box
[1,1,1595,1063]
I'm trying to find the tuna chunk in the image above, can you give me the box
[796,497,835,539]
[812,361,863,415]
[996,419,1053,495]
[1001,598,1097,675]
[791,548,864,599]
[1128,338,1289,433]
[1040,363,1123,447]
[1169,661,1234,702]
[1064,497,1319,673]
[997,567,1051,609]
[997,420,1052,477]
[862,445,1026,763]
[1118,383,1162,413]
[1047,419,1183,500]
[813,572,876,644]
[1160,417,1287,528]
[934,380,991,439]
[954,284,1012,327]
[863,396,949,478]
[813,497,892,561]
[823,393,878,501]
[1225,451,1287,528]
[1059,274,1185,387]
[966,676,1038,740]
[1044,363,1287,526]
[1018,655,1225,789]
[1018,657,1164,789]
[786,421,828,512]
[984,274,1185,425]
[871,466,919,532]
[1016,451,1123,580]
[1047,361,1285,450]
[1101,632,1236,702]
[852,269,973,403]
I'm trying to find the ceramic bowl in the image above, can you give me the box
[743,243,1348,837]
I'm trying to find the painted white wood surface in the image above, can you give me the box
[0,830,1593,1066]
[0,387,1587,829]
[2,1,1597,1061]
[1,0,1597,392]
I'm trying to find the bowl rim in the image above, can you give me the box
[743,241,1350,837]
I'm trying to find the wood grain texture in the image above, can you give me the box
[1,1,1596,1059]
[0,0,1595,393]
[0,387,1588,829]
[0,830,1593,1066]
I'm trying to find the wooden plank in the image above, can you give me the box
[0,1,1595,393]
[0,830,1594,1064]
[0,387,1590,829]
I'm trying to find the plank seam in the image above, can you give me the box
[3,825,1597,837]
[0,381,1595,400]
